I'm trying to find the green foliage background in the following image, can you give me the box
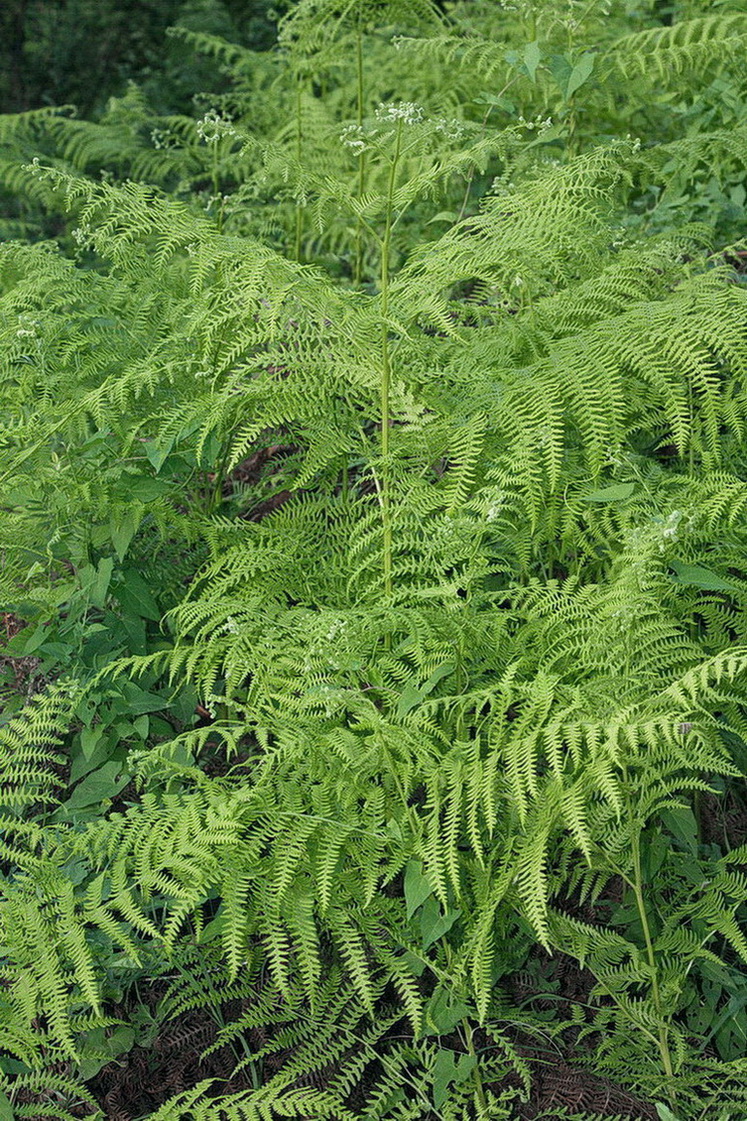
[2,1,747,1119]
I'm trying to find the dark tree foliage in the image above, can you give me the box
[0,0,282,115]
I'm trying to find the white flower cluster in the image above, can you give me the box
[375,101,424,126]
[196,109,238,144]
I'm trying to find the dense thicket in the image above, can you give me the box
[2,2,747,1120]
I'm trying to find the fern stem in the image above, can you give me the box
[631,829,676,1095]
[354,14,366,285]
[209,443,231,514]
[463,1020,489,1113]
[294,78,304,262]
[457,105,491,223]
[379,117,403,607]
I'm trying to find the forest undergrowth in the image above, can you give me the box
[3,1,747,1118]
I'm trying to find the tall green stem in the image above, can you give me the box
[379,118,402,606]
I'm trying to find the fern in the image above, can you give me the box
[3,2,747,1118]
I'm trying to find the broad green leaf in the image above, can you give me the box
[133,714,150,738]
[404,859,433,919]
[548,54,573,96]
[424,987,471,1036]
[524,41,541,82]
[144,436,175,472]
[584,483,635,502]
[432,1050,476,1109]
[127,475,172,502]
[420,897,461,949]
[655,1105,682,1121]
[121,682,168,715]
[80,724,104,761]
[91,557,115,609]
[397,682,423,718]
[110,506,143,561]
[398,663,455,716]
[473,93,516,113]
[566,52,595,99]
[661,807,698,856]
[669,559,734,593]
[0,1091,14,1121]
[112,569,161,621]
[64,762,129,810]
[20,622,48,654]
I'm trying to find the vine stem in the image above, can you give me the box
[379,118,403,607]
